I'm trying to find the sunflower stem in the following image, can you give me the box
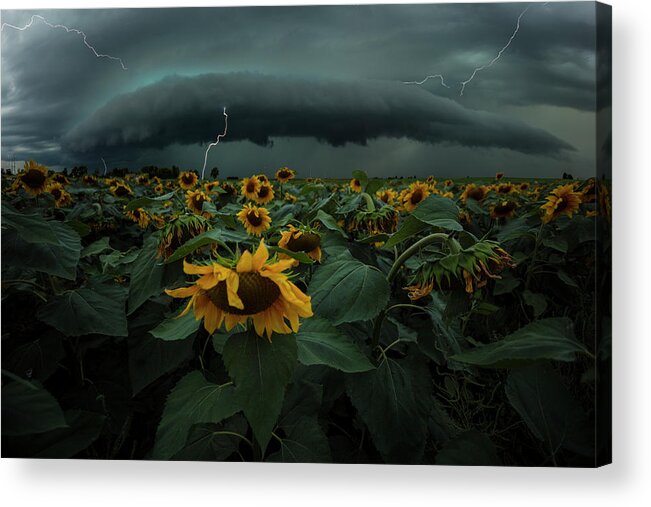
[361,192,375,212]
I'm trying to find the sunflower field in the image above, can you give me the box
[1,163,611,466]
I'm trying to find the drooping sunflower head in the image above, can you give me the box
[350,178,363,193]
[376,188,398,205]
[254,183,275,205]
[125,207,152,229]
[18,160,49,195]
[580,178,597,203]
[275,167,296,183]
[186,189,213,216]
[178,171,198,190]
[349,206,399,238]
[278,224,322,262]
[46,183,73,208]
[241,176,262,200]
[490,200,518,219]
[400,181,430,211]
[284,192,298,203]
[237,203,272,236]
[165,240,313,340]
[460,183,489,204]
[157,214,211,259]
[495,172,505,180]
[540,183,583,223]
[110,181,132,198]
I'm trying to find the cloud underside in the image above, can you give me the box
[64,73,574,157]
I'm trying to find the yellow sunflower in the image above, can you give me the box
[350,178,363,193]
[254,183,275,205]
[17,160,49,195]
[82,175,97,185]
[178,171,198,190]
[165,240,313,340]
[46,183,73,208]
[241,176,261,200]
[186,189,213,217]
[125,207,151,228]
[541,184,583,223]
[154,183,165,194]
[284,192,298,203]
[518,182,530,192]
[137,174,150,186]
[237,203,272,236]
[204,180,220,193]
[275,167,296,183]
[257,174,270,185]
[110,181,132,198]
[50,173,70,186]
[495,172,505,180]
[278,225,322,262]
[444,179,454,188]
[494,183,515,195]
[490,200,518,219]
[460,184,489,204]
[376,188,398,205]
[400,181,430,211]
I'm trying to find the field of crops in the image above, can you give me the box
[1,163,611,465]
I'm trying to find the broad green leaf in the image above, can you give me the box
[124,191,176,211]
[506,364,594,457]
[268,246,315,264]
[411,194,462,231]
[37,287,128,337]
[493,272,521,295]
[383,215,429,249]
[267,416,331,463]
[557,270,580,288]
[451,317,586,368]
[222,332,297,453]
[171,416,247,461]
[309,258,390,325]
[543,235,568,253]
[435,430,501,465]
[152,371,240,459]
[128,234,165,314]
[495,215,535,243]
[295,316,374,373]
[364,178,385,197]
[81,237,112,257]
[2,204,64,244]
[346,358,427,463]
[314,209,347,238]
[523,290,547,317]
[165,228,249,264]
[3,410,105,458]
[2,380,67,436]
[149,310,200,341]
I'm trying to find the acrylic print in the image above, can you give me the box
[1,2,611,466]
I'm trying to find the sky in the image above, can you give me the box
[0,2,611,178]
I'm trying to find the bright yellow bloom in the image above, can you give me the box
[350,178,363,193]
[284,192,297,203]
[186,189,212,217]
[110,181,132,198]
[540,184,583,223]
[165,240,313,340]
[241,176,261,200]
[204,180,220,193]
[376,188,398,205]
[254,183,275,205]
[490,200,518,219]
[237,203,272,236]
[17,161,49,195]
[178,171,198,190]
[46,183,72,208]
[125,207,151,228]
[278,225,322,262]
[400,181,430,211]
[460,184,489,204]
[275,167,296,183]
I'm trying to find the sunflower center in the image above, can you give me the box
[115,185,129,197]
[208,272,280,315]
[496,202,516,213]
[287,232,321,252]
[21,169,46,189]
[469,188,485,200]
[182,175,193,184]
[258,186,270,198]
[410,189,423,204]
[246,181,256,193]
[555,197,568,212]
[51,188,62,199]
[246,210,263,226]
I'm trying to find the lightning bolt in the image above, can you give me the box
[201,107,228,180]
[405,2,547,96]
[1,14,127,70]
[101,157,108,176]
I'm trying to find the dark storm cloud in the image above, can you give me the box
[63,72,573,157]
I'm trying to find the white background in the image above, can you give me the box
[1,0,649,505]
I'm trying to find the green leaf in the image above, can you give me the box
[37,287,128,337]
[435,431,501,465]
[451,317,586,368]
[506,364,594,457]
[165,228,249,263]
[149,310,200,341]
[81,237,112,257]
[4,410,105,458]
[267,416,331,463]
[495,215,535,243]
[557,270,580,288]
[128,234,165,314]
[523,290,548,317]
[493,272,521,295]
[222,332,297,452]
[543,235,568,253]
[383,215,429,249]
[295,316,374,373]
[268,246,315,264]
[309,258,390,325]
[314,209,347,238]
[364,178,385,197]
[2,204,64,244]
[2,380,67,436]
[124,191,176,211]
[346,358,427,463]
[171,416,248,461]
[411,194,462,231]
[152,371,240,459]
